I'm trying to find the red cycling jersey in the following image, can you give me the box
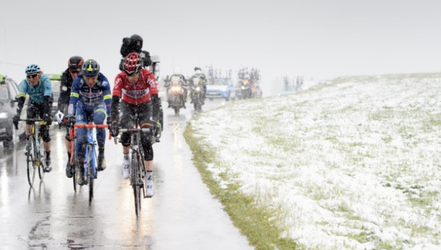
[113,68,158,104]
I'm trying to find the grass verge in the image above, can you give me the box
[184,122,299,250]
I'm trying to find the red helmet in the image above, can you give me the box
[124,52,142,75]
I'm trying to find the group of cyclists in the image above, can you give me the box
[12,34,159,197]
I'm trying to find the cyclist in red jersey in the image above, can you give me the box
[109,52,161,197]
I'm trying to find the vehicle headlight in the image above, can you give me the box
[0,112,8,119]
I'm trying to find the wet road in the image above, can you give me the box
[0,99,253,249]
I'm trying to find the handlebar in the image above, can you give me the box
[18,118,46,125]
[112,124,152,145]
[119,126,151,133]
[73,124,108,129]
[71,124,111,140]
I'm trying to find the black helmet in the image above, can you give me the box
[130,34,143,52]
[82,59,100,77]
[68,56,84,72]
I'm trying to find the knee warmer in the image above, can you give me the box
[141,136,153,161]
[41,126,51,142]
[121,131,131,147]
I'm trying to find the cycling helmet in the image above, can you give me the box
[130,34,143,48]
[82,59,100,77]
[25,64,41,74]
[68,56,84,72]
[124,52,142,75]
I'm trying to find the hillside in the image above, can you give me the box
[184,72,441,250]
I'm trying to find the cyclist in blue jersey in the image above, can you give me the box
[66,59,112,184]
[12,64,53,172]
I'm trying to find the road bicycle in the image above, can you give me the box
[114,114,151,217]
[72,123,108,205]
[18,118,48,187]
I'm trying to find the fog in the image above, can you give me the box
[1,0,441,96]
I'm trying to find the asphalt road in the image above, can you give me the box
[0,99,253,250]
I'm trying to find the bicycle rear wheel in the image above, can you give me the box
[26,137,36,187]
[132,152,141,217]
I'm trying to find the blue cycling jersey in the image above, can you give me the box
[19,74,52,104]
[68,72,112,117]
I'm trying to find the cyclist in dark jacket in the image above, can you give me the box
[119,34,152,70]
[56,56,84,178]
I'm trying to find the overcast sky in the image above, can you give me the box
[1,0,440,85]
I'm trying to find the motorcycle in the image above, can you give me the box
[190,78,203,112]
[241,80,252,99]
[167,77,186,115]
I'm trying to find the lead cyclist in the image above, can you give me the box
[109,52,160,198]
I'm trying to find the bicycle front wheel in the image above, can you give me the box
[88,153,94,205]
[131,152,141,217]
[37,138,45,181]
[26,137,36,187]
[72,155,78,193]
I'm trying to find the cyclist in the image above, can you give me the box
[66,59,111,185]
[54,56,84,178]
[12,64,53,172]
[189,67,207,104]
[109,52,160,197]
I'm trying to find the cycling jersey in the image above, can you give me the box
[113,68,158,105]
[68,72,112,117]
[18,74,52,104]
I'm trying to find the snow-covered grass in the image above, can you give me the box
[185,72,441,250]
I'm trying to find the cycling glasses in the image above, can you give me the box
[126,70,140,76]
[26,74,38,79]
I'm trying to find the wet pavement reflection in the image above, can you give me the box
[0,99,253,249]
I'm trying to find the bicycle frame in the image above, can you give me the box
[73,123,108,204]
[117,115,151,217]
[19,118,47,187]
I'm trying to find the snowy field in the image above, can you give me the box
[188,73,441,250]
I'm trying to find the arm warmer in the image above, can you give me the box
[151,94,160,120]
[16,96,25,115]
[43,96,52,116]
[110,96,120,122]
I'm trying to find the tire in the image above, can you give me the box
[3,139,13,148]
[37,137,45,181]
[3,125,14,148]
[132,152,141,217]
[26,137,36,187]
[88,146,95,205]
[72,151,77,193]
